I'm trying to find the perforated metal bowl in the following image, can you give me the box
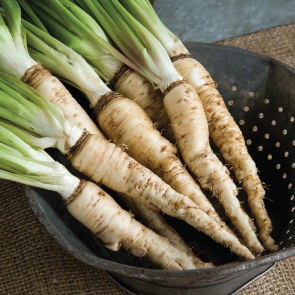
[25,42,295,295]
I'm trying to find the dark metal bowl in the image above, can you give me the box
[25,42,295,295]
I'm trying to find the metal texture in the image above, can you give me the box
[231,263,276,295]
[106,263,277,295]
[153,0,295,42]
[25,42,295,294]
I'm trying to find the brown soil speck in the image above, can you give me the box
[160,146,167,152]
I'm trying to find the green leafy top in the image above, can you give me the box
[79,0,182,92]
[119,0,189,57]
[17,0,49,33]
[0,124,80,198]
[0,0,37,79]
[22,0,140,81]
[20,20,111,105]
[0,72,87,155]
[0,73,68,138]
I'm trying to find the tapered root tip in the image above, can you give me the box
[260,233,279,252]
[130,246,147,257]
[254,245,265,255]
[204,263,214,269]
[104,242,120,251]
[267,244,280,252]
[164,262,183,270]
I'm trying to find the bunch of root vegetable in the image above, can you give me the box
[0,0,278,270]
[0,77,208,270]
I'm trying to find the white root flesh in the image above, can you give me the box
[114,68,174,141]
[68,134,254,260]
[112,75,235,235]
[163,81,264,255]
[22,66,253,259]
[114,61,274,253]
[66,180,211,269]
[19,63,230,257]
[21,64,104,136]
[18,64,204,255]
[117,192,192,252]
[173,57,278,252]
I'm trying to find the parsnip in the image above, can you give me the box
[119,0,278,252]
[0,131,210,270]
[173,57,278,252]
[20,13,235,236]
[68,180,211,270]
[116,192,192,253]
[98,94,234,235]
[0,75,254,260]
[162,81,263,255]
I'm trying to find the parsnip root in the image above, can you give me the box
[117,192,192,252]
[173,57,278,252]
[67,180,211,269]
[163,80,264,255]
[66,132,254,260]
[97,93,234,236]
[21,64,103,136]
[114,66,174,141]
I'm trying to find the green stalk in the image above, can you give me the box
[81,0,182,92]
[24,0,140,76]
[59,0,109,41]
[1,0,24,47]
[17,0,49,33]
[0,74,67,130]
[119,0,189,57]
[0,124,41,160]
[22,20,99,75]
[23,24,111,105]
[81,0,153,78]
[0,72,87,155]
[0,74,65,137]
[0,120,57,149]
[22,14,118,82]
[0,0,37,79]
[21,0,124,82]
[0,124,80,199]
[72,0,97,19]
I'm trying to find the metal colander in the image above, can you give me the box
[25,42,295,295]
